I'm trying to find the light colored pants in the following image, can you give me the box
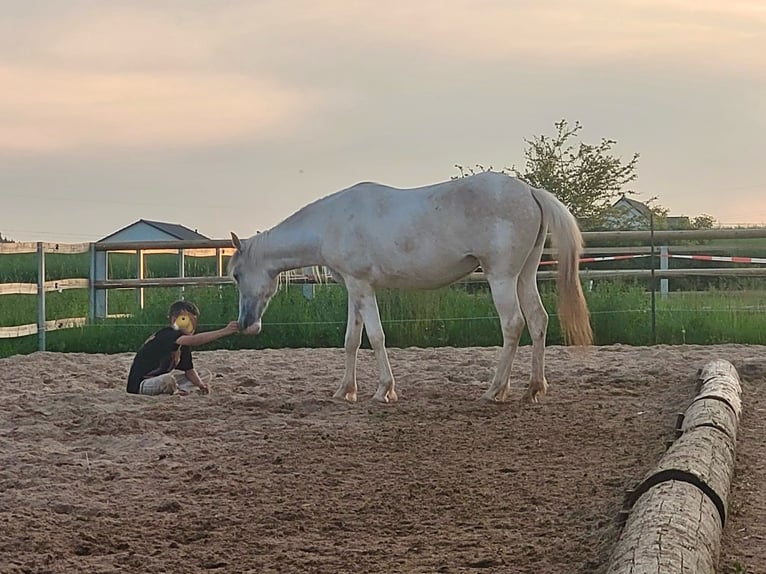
[138,369,213,395]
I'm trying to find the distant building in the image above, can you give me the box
[609,196,652,229]
[98,219,209,243]
[665,216,691,230]
[93,220,210,318]
[607,197,690,230]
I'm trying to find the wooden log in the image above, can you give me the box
[627,426,735,526]
[608,359,742,573]
[681,397,739,444]
[699,358,740,385]
[607,480,721,574]
[692,360,742,433]
[696,375,742,423]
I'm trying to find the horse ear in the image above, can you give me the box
[230,232,242,251]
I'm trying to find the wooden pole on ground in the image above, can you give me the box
[606,359,741,574]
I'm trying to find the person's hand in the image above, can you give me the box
[197,381,210,394]
[223,321,240,335]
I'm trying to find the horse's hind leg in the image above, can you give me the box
[482,274,525,402]
[517,263,549,402]
[333,290,364,402]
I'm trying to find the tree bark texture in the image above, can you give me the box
[606,359,741,574]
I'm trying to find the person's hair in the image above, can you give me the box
[168,300,200,320]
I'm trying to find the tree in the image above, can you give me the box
[690,214,716,230]
[512,120,640,228]
[0,231,13,243]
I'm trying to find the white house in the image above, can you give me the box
[608,198,691,230]
[609,196,653,229]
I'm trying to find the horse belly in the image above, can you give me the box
[372,254,479,289]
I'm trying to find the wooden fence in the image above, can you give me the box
[2,228,766,350]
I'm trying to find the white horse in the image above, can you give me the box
[229,171,592,403]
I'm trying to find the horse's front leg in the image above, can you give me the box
[333,292,363,402]
[352,284,397,403]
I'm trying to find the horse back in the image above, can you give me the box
[315,173,543,287]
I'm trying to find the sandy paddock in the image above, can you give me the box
[1,344,765,573]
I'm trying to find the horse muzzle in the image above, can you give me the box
[238,298,267,335]
[243,321,262,336]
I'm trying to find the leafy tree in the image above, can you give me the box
[455,120,724,231]
[512,120,640,228]
[690,214,716,229]
[644,212,716,231]
[0,232,13,243]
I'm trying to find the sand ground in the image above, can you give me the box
[1,344,764,573]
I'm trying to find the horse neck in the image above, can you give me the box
[254,220,321,274]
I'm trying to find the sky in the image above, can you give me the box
[1,0,765,242]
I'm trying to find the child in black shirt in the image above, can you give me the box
[127,300,239,395]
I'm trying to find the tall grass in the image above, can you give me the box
[2,250,766,358]
[2,280,766,359]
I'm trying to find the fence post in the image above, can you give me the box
[37,242,46,351]
[94,246,107,319]
[649,213,657,345]
[136,249,144,310]
[178,248,186,299]
[302,267,315,299]
[89,243,96,323]
[660,245,669,299]
[215,247,223,276]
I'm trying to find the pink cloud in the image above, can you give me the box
[0,66,320,153]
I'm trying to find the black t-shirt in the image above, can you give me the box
[127,327,194,393]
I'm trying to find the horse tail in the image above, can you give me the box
[530,187,593,346]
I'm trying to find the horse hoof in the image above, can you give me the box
[522,391,541,403]
[386,390,399,402]
[333,390,357,403]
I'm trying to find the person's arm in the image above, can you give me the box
[176,321,239,347]
[184,368,210,393]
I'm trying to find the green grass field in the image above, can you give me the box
[2,280,766,359]
[2,250,766,358]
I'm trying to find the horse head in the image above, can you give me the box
[230,232,279,335]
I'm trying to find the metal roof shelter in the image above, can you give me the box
[93,220,210,318]
[97,219,209,243]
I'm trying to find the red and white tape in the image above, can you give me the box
[668,254,766,265]
[539,254,650,266]
[540,253,766,266]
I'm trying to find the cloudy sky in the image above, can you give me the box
[1,0,764,242]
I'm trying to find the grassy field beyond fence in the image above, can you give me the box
[2,278,766,359]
